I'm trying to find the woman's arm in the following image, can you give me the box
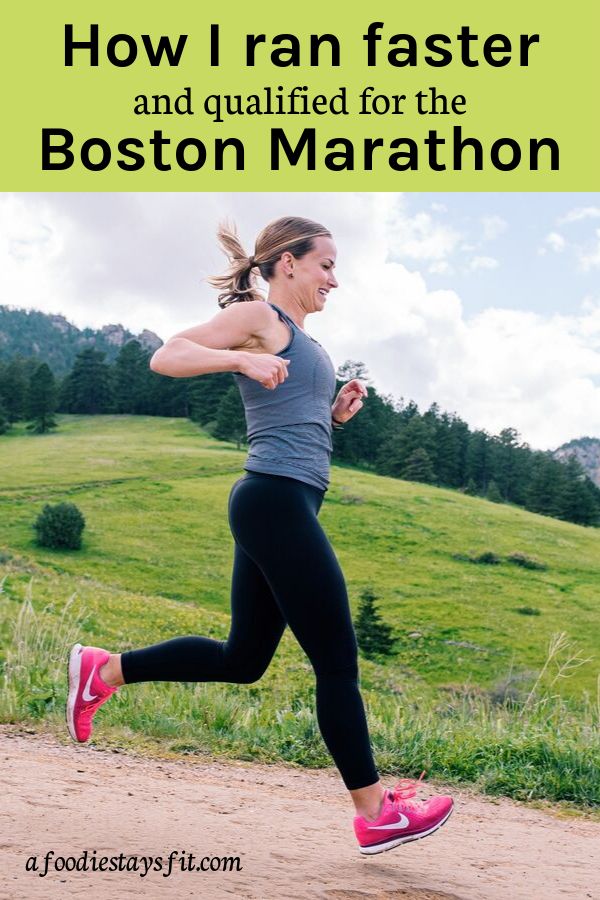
[149,301,270,377]
[150,338,246,377]
[149,301,290,390]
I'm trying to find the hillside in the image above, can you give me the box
[1,414,598,696]
[554,436,600,487]
[0,305,162,376]
[1,414,598,809]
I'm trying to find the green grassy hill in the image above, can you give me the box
[2,414,598,693]
[1,415,599,806]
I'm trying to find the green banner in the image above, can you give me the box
[2,0,598,189]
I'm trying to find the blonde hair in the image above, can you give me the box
[208,216,332,308]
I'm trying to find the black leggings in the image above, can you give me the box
[120,471,379,790]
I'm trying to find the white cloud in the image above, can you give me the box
[2,192,600,450]
[387,210,461,262]
[0,195,70,309]
[544,231,566,253]
[468,255,499,271]
[481,215,507,240]
[360,303,600,451]
[428,260,452,275]
[578,228,600,271]
[558,207,600,225]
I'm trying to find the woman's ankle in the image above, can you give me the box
[360,793,386,822]
[99,653,125,688]
[350,781,386,821]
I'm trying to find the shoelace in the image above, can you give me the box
[391,770,427,802]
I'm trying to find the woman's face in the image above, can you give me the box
[286,235,339,312]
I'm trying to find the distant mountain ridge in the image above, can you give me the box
[553,437,600,487]
[0,306,162,377]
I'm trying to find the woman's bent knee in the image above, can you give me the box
[222,655,270,685]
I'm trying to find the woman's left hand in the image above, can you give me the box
[332,379,368,425]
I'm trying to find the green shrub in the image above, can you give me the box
[452,551,502,565]
[507,552,547,571]
[33,502,86,550]
[515,606,541,616]
[473,551,502,565]
[339,489,364,505]
[486,669,536,706]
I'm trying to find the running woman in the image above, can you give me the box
[66,216,453,854]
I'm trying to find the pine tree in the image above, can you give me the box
[558,457,599,525]
[0,397,10,434]
[465,430,490,492]
[59,348,113,414]
[375,423,404,477]
[427,409,466,487]
[354,588,396,660]
[398,399,420,423]
[146,369,190,417]
[336,359,372,384]
[490,427,519,501]
[486,480,503,503]
[112,340,149,414]
[188,373,235,426]
[526,453,563,517]
[377,414,435,478]
[0,357,28,422]
[331,385,396,468]
[422,403,443,479]
[25,363,58,434]
[450,415,470,487]
[465,477,478,495]
[213,385,247,448]
[401,447,436,483]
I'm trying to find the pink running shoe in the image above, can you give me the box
[354,772,454,855]
[66,643,118,743]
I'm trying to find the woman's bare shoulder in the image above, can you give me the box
[168,300,276,352]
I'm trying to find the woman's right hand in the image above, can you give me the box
[238,352,290,390]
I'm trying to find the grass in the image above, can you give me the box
[1,568,598,808]
[1,415,599,808]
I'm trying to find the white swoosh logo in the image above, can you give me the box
[368,814,410,831]
[82,667,98,702]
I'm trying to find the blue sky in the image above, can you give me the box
[392,193,600,317]
[1,192,599,450]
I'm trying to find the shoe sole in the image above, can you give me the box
[66,642,84,743]
[358,804,454,855]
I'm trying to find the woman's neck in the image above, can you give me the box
[266,296,307,330]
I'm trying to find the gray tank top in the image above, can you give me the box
[232,302,337,491]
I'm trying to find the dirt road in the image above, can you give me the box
[1,727,598,900]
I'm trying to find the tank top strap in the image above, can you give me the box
[267,302,298,330]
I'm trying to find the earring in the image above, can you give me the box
[288,272,294,279]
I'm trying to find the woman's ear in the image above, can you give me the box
[280,250,295,277]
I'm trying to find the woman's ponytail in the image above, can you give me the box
[207,220,264,308]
